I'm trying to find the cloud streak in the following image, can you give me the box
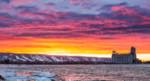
[0,1,149,55]
[0,2,150,39]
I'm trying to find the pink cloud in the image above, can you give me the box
[11,0,38,6]
[111,6,138,16]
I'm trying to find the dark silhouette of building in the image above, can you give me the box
[112,47,137,64]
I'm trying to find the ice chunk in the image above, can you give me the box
[0,71,56,81]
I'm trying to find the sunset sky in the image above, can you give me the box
[0,0,150,61]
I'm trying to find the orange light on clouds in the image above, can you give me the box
[0,36,149,61]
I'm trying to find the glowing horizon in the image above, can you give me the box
[0,0,149,61]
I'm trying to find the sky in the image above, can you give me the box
[0,0,150,61]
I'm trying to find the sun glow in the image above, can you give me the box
[47,49,71,55]
[0,37,149,61]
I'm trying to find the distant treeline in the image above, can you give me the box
[143,61,150,64]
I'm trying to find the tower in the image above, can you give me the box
[130,47,136,60]
[112,50,116,54]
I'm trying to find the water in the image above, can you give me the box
[0,70,56,81]
[0,64,150,81]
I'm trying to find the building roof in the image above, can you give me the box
[112,53,132,58]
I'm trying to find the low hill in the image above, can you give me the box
[0,53,112,64]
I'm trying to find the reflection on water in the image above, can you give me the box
[0,64,150,81]
[63,74,124,81]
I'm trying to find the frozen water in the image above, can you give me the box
[0,64,150,81]
[0,70,56,81]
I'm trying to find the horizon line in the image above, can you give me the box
[0,52,149,61]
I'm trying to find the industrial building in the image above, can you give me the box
[112,47,137,64]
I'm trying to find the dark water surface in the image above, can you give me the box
[0,64,150,81]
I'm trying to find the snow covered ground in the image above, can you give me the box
[0,64,150,81]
